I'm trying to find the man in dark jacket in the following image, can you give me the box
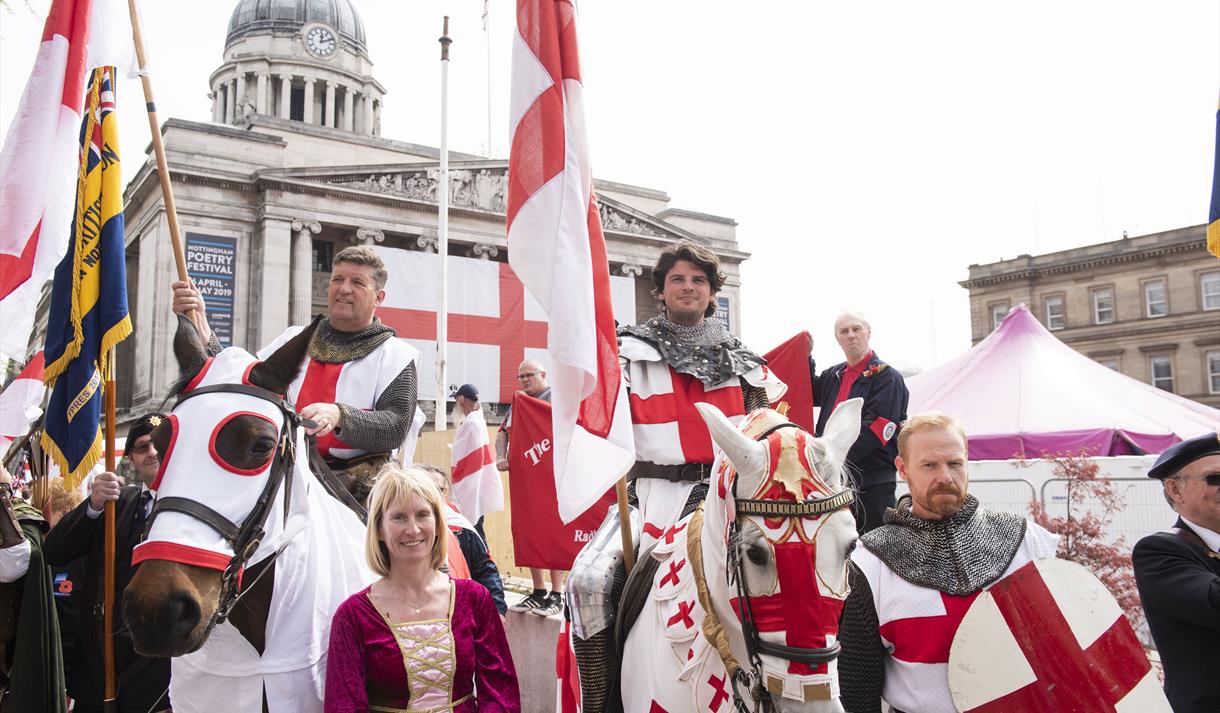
[43,415,171,713]
[810,311,909,533]
[1133,433,1220,713]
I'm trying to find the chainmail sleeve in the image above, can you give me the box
[741,381,770,412]
[205,332,223,357]
[838,561,885,713]
[334,360,418,453]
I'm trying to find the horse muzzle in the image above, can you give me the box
[124,560,221,657]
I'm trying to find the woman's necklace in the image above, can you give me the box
[382,575,435,616]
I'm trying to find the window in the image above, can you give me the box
[990,302,1009,331]
[1091,287,1115,324]
[1098,358,1119,371]
[1143,279,1167,318]
[311,240,333,273]
[1202,271,1220,311]
[1209,351,1220,395]
[1044,295,1065,330]
[1149,356,1174,392]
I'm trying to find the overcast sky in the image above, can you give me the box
[2,0,1216,372]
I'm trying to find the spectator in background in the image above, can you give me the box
[420,464,507,616]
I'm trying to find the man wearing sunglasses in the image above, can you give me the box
[1134,433,1220,713]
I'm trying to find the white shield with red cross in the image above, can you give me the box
[948,558,1169,713]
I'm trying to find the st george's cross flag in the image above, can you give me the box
[40,67,132,488]
[449,407,503,525]
[0,0,135,362]
[0,352,46,455]
[507,0,634,523]
[1209,99,1220,257]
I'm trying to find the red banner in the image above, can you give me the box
[507,393,616,570]
[764,331,815,434]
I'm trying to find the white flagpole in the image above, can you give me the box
[436,17,452,432]
[483,0,492,157]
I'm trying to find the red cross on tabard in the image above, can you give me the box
[707,673,730,712]
[879,590,981,664]
[662,521,687,545]
[964,563,1150,712]
[378,262,548,400]
[659,559,686,588]
[667,599,696,629]
[649,702,670,713]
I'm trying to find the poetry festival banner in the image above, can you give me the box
[506,392,615,570]
[185,233,237,347]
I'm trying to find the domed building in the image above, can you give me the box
[110,0,750,425]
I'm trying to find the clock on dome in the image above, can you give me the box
[304,24,337,58]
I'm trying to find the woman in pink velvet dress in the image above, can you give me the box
[325,465,519,712]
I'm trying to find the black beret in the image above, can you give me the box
[126,413,167,448]
[1147,433,1220,480]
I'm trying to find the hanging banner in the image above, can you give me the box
[505,392,615,570]
[764,331,815,434]
[374,247,636,402]
[185,233,237,347]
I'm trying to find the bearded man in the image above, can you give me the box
[173,245,418,494]
[837,411,1059,713]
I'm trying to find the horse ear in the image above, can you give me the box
[174,315,208,387]
[820,398,863,478]
[248,316,321,394]
[695,402,768,493]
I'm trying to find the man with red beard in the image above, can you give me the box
[837,412,1059,713]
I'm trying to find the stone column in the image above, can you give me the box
[210,90,222,122]
[325,82,337,128]
[467,243,499,260]
[416,233,439,253]
[342,88,354,131]
[258,218,294,346]
[255,73,268,115]
[290,220,321,326]
[355,228,385,247]
[235,73,247,118]
[620,264,643,277]
[362,92,374,134]
[373,100,382,136]
[303,78,316,125]
[226,79,236,124]
[279,74,292,119]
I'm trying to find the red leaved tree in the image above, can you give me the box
[1028,452,1144,630]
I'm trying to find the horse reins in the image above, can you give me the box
[693,421,856,713]
[142,382,307,634]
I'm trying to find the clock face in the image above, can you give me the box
[305,26,336,57]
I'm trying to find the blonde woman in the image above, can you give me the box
[325,464,519,712]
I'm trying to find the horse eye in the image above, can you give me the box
[746,545,769,566]
[251,438,276,456]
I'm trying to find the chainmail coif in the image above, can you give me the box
[860,494,1026,596]
[620,315,766,386]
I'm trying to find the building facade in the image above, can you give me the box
[960,225,1220,408]
[99,0,750,426]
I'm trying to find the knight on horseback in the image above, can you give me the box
[172,244,419,502]
[567,240,785,711]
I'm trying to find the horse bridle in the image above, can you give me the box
[142,382,305,633]
[726,421,855,713]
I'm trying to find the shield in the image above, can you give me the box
[948,558,1168,713]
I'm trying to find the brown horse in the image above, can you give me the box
[123,317,372,713]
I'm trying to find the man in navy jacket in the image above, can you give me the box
[810,312,909,533]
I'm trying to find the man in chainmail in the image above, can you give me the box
[172,245,418,500]
[568,240,785,713]
[837,411,1059,713]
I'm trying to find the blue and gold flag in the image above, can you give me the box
[41,66,131,488]
[1210,100,1220,257]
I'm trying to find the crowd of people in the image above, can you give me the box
[0,240,1215,712]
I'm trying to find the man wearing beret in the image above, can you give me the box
[44,414,171,713]
[1133,433,1220,713]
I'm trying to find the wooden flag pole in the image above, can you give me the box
[615,478,634,571]
[102,348,118,713]
[126,0,201,332]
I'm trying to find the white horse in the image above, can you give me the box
[123,318,374,712]
[621,399,862,713]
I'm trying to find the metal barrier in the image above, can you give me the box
[1038,477,1176,550]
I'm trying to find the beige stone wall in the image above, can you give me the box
[962,227,1220,408]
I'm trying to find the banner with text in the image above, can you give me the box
[185,233,237,346]
[506,392,616,570]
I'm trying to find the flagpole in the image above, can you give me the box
[616,479,634,571]
[483,1,492,157]
[102,347,118,713]
[435,17,452,432]
[126,0,201,333]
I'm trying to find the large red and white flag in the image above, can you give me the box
[449,408,503,524]
[0,351,47,454]
[0,0,135,361]
[508,0,635,523]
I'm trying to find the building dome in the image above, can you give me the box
[226,0,367,56]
